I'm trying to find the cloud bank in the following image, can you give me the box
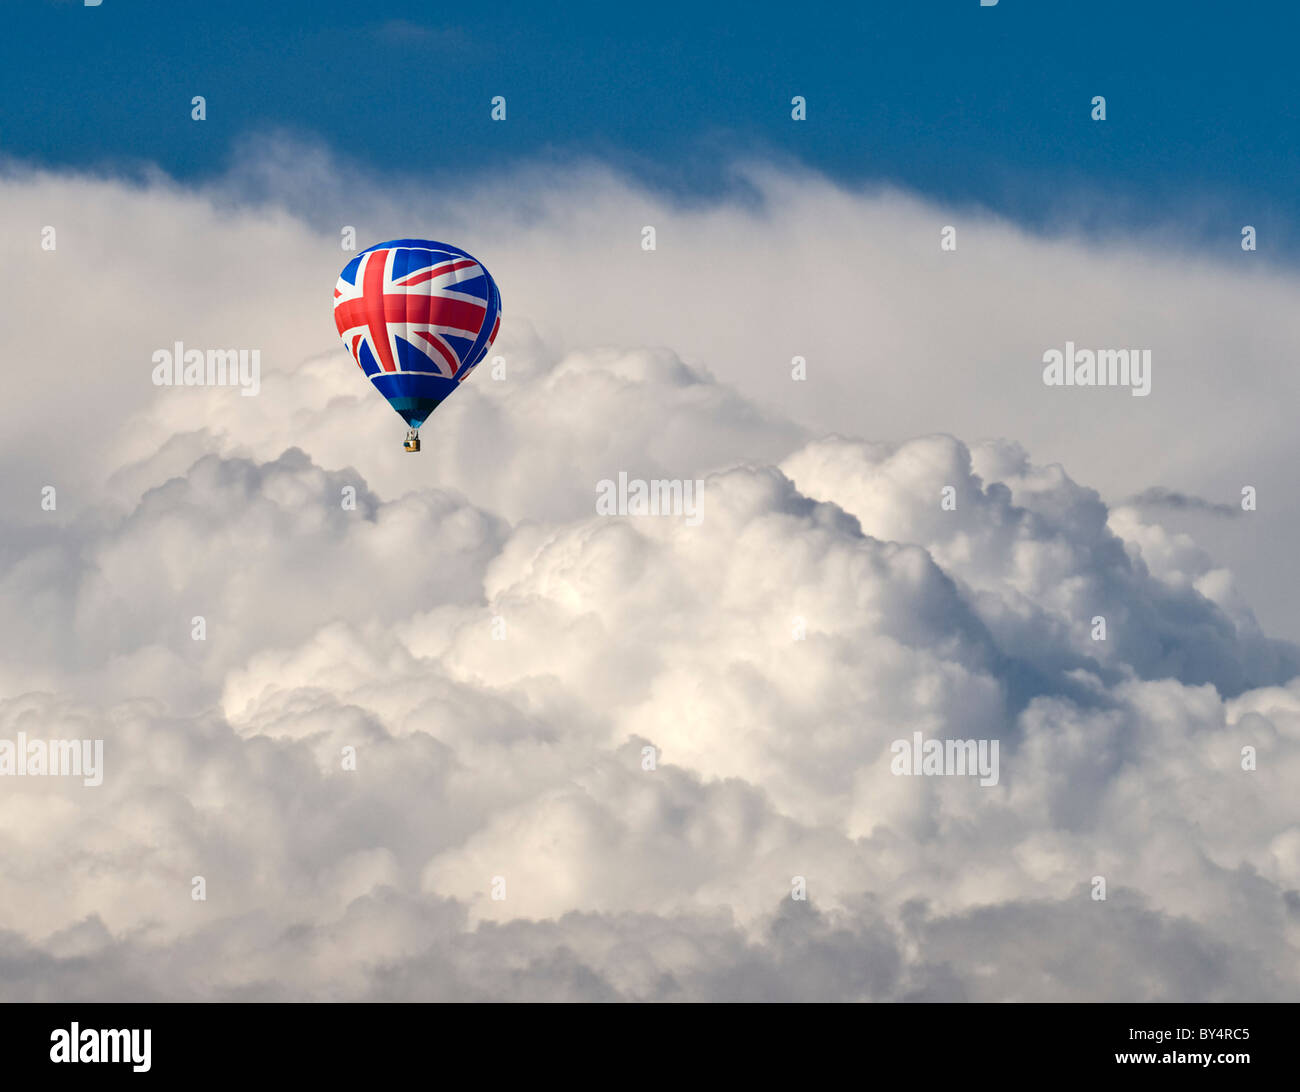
[1,147,1297,1000]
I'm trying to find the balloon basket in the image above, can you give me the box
[403,429,421,453]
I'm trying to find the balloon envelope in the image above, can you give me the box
[333,239,501,428]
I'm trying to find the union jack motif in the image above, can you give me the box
[333,239,501,429]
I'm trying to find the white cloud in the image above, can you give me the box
[1,148,1297,1000]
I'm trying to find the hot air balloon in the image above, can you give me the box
[333,239,501,451]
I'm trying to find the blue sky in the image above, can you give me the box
[6,0,1297,246]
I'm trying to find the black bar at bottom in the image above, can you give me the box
[1,1001,1289,1081]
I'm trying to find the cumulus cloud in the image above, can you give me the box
[1,147,1298,1000]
